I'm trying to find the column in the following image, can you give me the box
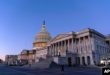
[54,43,56,56]
[85,37,88,65]
[68,39,70,52]
[50,46,52,56]
[61,41,63,56]
[52,44,54,56]
[64,40,66,54]
[88,35,92,52]
[71,38,74,51]
[53,44,55,56]
[54,44,55,56]
[55,43,57,56]
[58,42,60,56]
[83,36,86,54]
[78,38,80,54]
[70,38,72,52]
[57,43,58,55]
[74,38,76,53]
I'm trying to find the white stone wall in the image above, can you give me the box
[47,29,110,66]
[35,48,47,62]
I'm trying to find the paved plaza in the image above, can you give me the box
[0,65,102,75]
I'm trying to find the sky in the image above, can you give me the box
[0,0,110,60]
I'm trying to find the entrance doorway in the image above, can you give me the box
[82,56,86,65]
[87,56,90,65]
[68,57,72,67]
[76,57,80,65]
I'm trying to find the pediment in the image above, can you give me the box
[51,34,71,42]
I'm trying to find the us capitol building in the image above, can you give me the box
[5,21,110,67]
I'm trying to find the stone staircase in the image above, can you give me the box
[23,57,53,69]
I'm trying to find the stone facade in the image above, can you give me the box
[18,50,29,65]
[18,21,51,65]
[99,35,110,65]
[32,21,51,63]
[35,48,47,62]
[18,49,36,64]
[47,28,110,66]
[5,55,18,65]
[28,50,36,64]
[6,21,110,67]
[18,50,29,61]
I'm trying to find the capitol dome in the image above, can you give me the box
[33,21,51,49]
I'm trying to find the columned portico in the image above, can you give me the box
[47,28,110,66]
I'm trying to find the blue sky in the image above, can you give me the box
[0,0,110,60]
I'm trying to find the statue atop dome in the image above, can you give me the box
[41,20,46,32]
[43,20,45,25]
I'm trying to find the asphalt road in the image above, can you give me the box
[0,66,34,75]
[0,65,102,75]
